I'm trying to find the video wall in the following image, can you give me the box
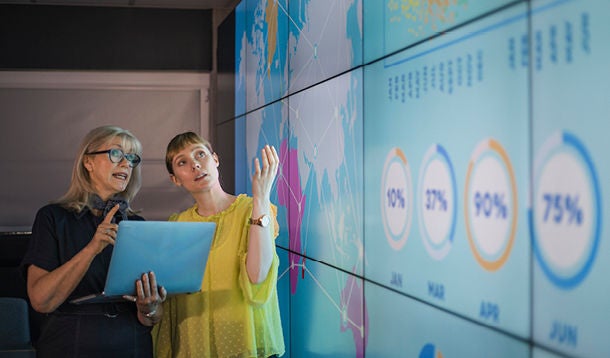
[232,0,610,357]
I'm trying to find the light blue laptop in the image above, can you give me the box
[70,220,216,304]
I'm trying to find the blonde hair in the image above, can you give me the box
[165,131,213,175]
[55,125,143,214]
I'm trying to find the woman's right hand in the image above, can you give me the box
[27,204,122,313]
[251,145,279,201]
[87,204,120,255]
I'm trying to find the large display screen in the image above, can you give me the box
[233,0,610,356]
[364,2,530,338]
[288,0,363,93]
[531,0,610,357]
[363,0,514,63]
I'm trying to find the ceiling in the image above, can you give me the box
[0,0,239,10]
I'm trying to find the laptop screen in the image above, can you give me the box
[71,220,216,304]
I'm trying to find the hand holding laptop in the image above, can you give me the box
[70,220,215,305]
[123,271,167,323]
[97,209,169,323]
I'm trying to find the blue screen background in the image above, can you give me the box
[233,0,610,357]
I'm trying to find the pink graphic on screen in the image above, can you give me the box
[277,139,305,294]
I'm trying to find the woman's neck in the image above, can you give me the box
[194,189,235,217]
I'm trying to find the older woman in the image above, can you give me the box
[21,125,166,357]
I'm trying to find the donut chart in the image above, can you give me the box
[417,144,457,260]
[464,138,518,271]
[381,147,414,251]
[531,131,601,289]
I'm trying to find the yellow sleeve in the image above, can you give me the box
[239,252,279,306]
[271,205,280,237]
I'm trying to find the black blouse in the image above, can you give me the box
[21,203,144,310]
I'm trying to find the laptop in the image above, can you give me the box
[70,220,216,304]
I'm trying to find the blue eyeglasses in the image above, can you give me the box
[86,148,141,168]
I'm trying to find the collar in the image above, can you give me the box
[89,194,129,222]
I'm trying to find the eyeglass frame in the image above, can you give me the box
[85,148,142,168]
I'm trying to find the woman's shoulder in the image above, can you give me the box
[31,203,79,231]
[231,194,278,213]
[36,202,72,217]
[228,194,254,213]
[235,193,252,206]
[169,203,198,221]
[169,195,264,221]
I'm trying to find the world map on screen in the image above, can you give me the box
[240,0,367,355]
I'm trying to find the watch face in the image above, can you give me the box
[260,215,270,227]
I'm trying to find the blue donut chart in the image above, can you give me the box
[435,144,458,247]
[417,144,458,260]
[531,131,602,289]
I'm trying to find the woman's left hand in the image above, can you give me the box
[252,145,279,200]
[124,271,167,318]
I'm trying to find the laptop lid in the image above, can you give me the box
[70,220,216,304]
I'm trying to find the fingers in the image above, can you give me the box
[264,145,279,174]
[87,205,120,255]
[103,204,120,224]
[132,272,165,319]
[134,272,164,302]
[141,272,152,298]
[136,277,145,299]
[159,286,168,302]
[96,223,117,240]
[148,271,159,298]
[122,295,137,302]
[269,145,279,174]
[253,157,261,175]
[96,224,117,238]
[90,220,118,254]
[255,145,279,176]
[260,145,270,171]
[261,145,278,170]
[251,145,279,200]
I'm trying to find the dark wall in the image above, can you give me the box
[214,10,236,194]
[0,4,213,70]
[215,10,235,123]
[0,4,214,344]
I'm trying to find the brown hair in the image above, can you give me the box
[165,131,213,175]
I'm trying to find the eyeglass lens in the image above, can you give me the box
[108,148,141,167]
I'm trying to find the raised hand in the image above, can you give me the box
[251,145,279,201]
[88,204,120,255]
[246,145,279,284]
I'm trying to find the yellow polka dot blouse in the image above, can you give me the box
[152,194,285,357]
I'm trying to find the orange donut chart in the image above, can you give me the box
[381,147,413,251]
[464,138,518,271]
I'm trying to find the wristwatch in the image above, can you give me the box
[249,214,270,227]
